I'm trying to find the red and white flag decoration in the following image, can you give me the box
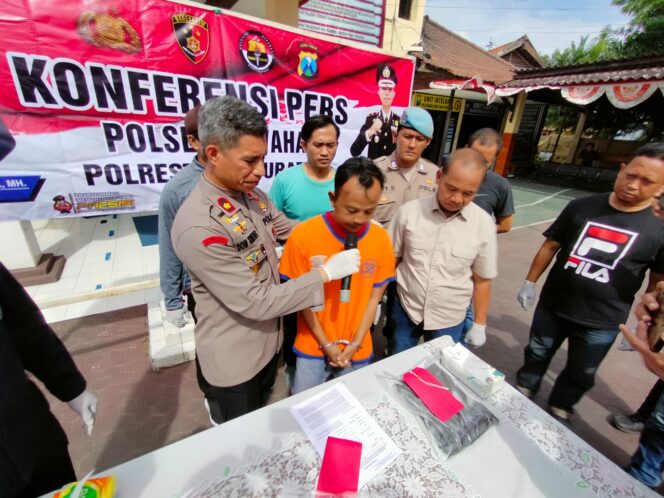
[430,76,497,104]
[561,85,605,105]
[560,82,662,109]
[606,82,659,109]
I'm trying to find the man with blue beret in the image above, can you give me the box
[372,106,438,226]
[372,107,439,354]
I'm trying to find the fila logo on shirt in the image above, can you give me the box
[563,222,638,283]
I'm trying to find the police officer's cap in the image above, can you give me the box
[400,107,434,138]
[376,64,397,88]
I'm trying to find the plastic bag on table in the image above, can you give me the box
[384,359,498,461]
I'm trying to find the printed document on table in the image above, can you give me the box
[290,383,401,488]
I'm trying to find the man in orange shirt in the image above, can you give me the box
[280,157,395,394]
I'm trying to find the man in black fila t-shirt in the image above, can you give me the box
[515,143,664,422]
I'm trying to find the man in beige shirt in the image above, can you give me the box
[372,106,439,226]
[172,96,360,424]
[388,148,498,353]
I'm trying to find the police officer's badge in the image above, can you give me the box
[297,42,319,79]
[172,14,209,64]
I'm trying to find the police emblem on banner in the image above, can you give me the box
[239,31,274,73]
[77,10,141,53]
[297,42,319,79]
[172,14,209,64]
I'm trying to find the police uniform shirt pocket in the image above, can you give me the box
[375,189,397,224]
[378,188,397,206]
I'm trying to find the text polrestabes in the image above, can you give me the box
[6,52,349,124]
[83,162,187,186]
[82,161,299,186]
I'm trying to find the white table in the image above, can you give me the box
[98,337,656,497]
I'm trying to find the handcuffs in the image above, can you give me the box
[319,339,361,351]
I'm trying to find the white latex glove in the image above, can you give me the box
[68,390,97,435]
[517,281,537,311]
[373,303,382,326]
[320,248,360,282]
[465,323,487,348]
[618,334,635,352]
[166,307,189,328]
[275,245,284,260]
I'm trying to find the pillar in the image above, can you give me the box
[495,92,527,177]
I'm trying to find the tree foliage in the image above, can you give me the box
[542,0,664,66]
[542,29,623,66]
[538,0,664,142]
[613,0,664,56]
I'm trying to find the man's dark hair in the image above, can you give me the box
[633,142,664,161]
[301,115,340,142]
[334,157,384,195]
[468,128,503,151]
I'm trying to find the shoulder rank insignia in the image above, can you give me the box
[217,196,236,214]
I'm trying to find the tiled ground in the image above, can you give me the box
[27,212,159,321]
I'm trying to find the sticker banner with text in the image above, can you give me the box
[0,0,414,220]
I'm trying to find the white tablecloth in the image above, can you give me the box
[98,337,656,497]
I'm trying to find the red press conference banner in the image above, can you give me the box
[0,0,414,220]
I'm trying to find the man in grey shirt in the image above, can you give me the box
[468,128,515,233]
[159,105,205,326]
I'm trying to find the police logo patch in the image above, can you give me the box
[361,259,377,278]
[172,14,209,64]
[297,42,319,79]
[239,31,274,73]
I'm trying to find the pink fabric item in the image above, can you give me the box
[403,367,464,422]
[316,436,362,494]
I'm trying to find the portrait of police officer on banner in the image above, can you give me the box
[350,64,400,160]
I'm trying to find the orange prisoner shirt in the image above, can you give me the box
[279,212,395,363]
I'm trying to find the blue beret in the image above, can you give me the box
[400,107,433,138]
